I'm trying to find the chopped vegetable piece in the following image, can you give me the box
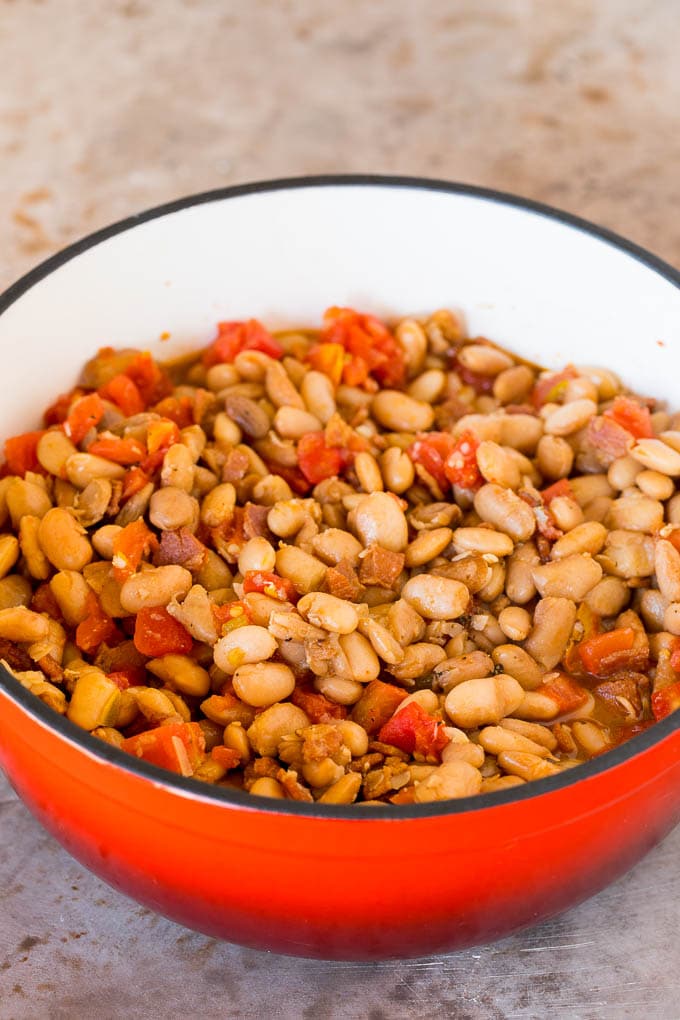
[378,702,450,760]
[3,430,48,476]
[213,600,253,633]
[540,675,590,715]
[306,342,345,385]
[297,432,344,484]
[578,628,647,677]
[291,686,348,723]
[604,396,653,439]
[242,570,298,604]
[87,435,146,465]
[321,306,406,387]
[112,519,157,583]
[408,432,456,492]
[121,722,206,776]
[44,389,83,427]
[107,668,145,690]
[541,478,574,504]
[151,396,194,429]
[203,319,284,367]
[444,430,482,490]
[210,746,241,770]
[124,352,173,405]
[146,418,181,455]
[531,367,578,408]
[121,467,152,502]
[651,681,680,721]
[75,593,121,654]
[64,392,105,443]
[351,679,409,735]
[98,374,146,416]
[134,607,193,657]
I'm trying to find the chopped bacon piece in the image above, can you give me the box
[0,638,34,672]
[584,416,633,467]
[243,503,272,540]
[157,528,208,572]
[222,448,250,483]
[359,545,405,589]
[324,559,364,601]
[594,674,646,721]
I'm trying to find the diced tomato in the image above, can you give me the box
[3,430,47,476]
[98,374,146,416]
[350,679,409,735]
[107,667,146,690]
[306,342,345,385]
[669,639,680,673]
[540,674,590,715]
[75,592,121,654]
[297,432,344,485]
[151,396,194,430]
[121,467,151,502]
[112,519,157,584]
[133,606,193,657]
[531,367,578,408]
[321,306,406,388]
[121,721,206,776]
[44,388,83,427]
[651,680,680,721]
[203,319,284,367]
[262,460,311,496]
[145,419,181,457]
[540,478,574,504]
[408,432,456,492]
[210,745,242,770]
[124,352,173,406]
[444,430,482,490]
[604,396,653,439]
[378,701,450,761]
[578,627,647,677]
[87,435,146,465]
[64,392,105,444]
[242,570,298,603]
[290,686,348,723]
[390,786,418,805]
[212,600,253,633]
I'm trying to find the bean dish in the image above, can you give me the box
[1,307,678,805]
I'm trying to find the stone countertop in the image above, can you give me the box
[1,1,679,1017]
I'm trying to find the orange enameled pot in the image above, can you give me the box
[0,177,679,959]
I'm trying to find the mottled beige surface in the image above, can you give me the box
[1,1,680,1017]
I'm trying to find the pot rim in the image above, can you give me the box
[1,172,679,822]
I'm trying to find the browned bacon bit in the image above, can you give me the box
[594,674,646,721]
[358,545,405,589]
[0,639,34,673]
[301,723,345,762]
[552,723,577,755]
[221,448,250,483]
[37,655,64,681]
[349,753,384,774]
[157,528,208,572]
[583,416,633,468]
[324,559,364,601]
[276,768,314,802]
[519,488,562,543]
[243,502,272,540]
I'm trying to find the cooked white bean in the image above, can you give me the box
[233,661,296,708]
[630,438,680,476]
[351,492,408,552]
[214,625,278,674]
[238,537,276,575]
[544,399,597,436]
[401,575,469,620]
[451,527,514,558]
[119,565,193,613]
[371,390,434,432]
[551,521,607,559]
[474,484,536,542]
[445,674,524,729]
[298,592,359,633]
[531,554,602,600]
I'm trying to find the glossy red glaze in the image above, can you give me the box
[2,680,680,959]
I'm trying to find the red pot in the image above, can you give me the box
[1,177,679,959]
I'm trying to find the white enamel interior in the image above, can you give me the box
[0,182,678,437]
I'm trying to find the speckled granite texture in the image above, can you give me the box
[1,1,680,1017]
